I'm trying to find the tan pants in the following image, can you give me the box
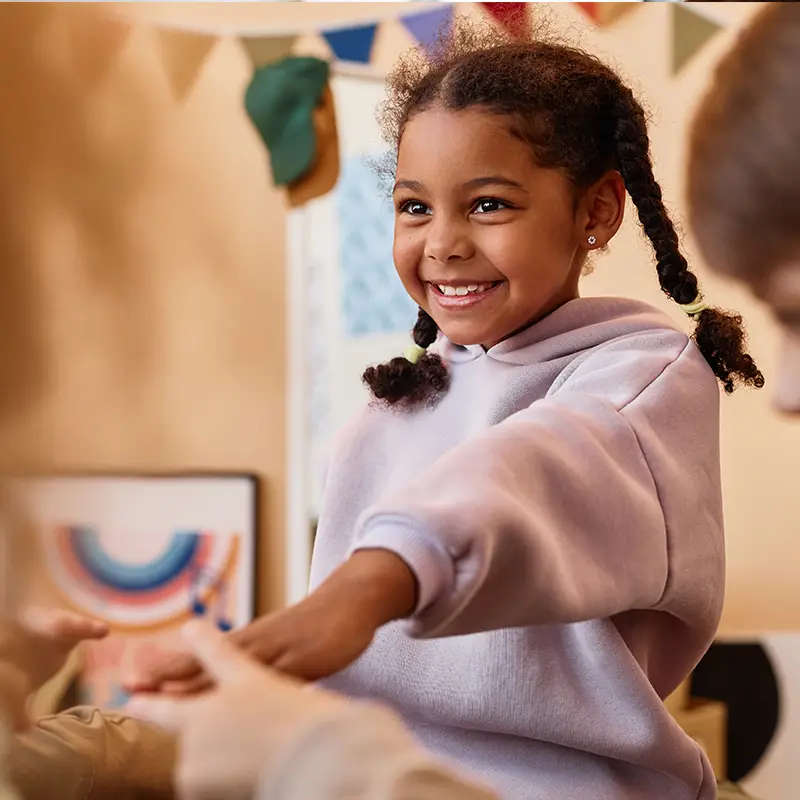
[9,707,176,799]
[3,704,762,800]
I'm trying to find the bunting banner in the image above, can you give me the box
[129,1,728,209]
[323,22,378,65]
[68,8,131,84]
[240,34,296,69]
[672,3,723,75]
[400,6,454,56]
[155,28,217,99]
[480,3,530,39]
[575,3,639,27]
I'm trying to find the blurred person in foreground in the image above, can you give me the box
[124,5,798,800]
[0,487,176,799]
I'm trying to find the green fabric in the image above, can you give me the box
[244,56,330,186]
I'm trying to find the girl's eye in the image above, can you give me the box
[472,198,509,214]
[399,200,432,216]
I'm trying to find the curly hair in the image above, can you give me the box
[363,16,764,406]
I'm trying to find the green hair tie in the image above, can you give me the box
[679,298,710,317]
[403,344,427,364]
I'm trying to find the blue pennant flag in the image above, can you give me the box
[324,23,377,64]
[401,7,454,55]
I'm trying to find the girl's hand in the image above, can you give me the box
[126,621,353,800]
[0,608,109,730]
[125,549,417,694]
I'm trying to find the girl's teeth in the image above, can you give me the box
[437,283,492,296]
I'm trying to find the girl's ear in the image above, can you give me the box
[577,170,626,249]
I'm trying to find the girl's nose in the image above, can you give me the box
[423,218,474,264]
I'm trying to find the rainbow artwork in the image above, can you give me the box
[19,475,258,710]
[47,526,239,632]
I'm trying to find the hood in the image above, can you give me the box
[438,297,683,367]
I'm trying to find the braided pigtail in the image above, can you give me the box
[362,308,450,407]
[612,86,764,394]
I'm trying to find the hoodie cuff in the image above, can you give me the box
[349,516,454,616]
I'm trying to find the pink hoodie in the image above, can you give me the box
[312,297,722,800]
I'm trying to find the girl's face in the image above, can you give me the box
[392,107,623,349]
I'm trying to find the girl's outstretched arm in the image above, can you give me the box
[129,329,724,691]
[353,331,723,639]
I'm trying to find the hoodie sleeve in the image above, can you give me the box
[350,334,724,638]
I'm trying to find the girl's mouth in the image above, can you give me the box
[432,281,501,297]
[427,281,504,309]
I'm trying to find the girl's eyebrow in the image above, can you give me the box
[393,179,423,193]
[393,176,528,194]
[463,176,528,192]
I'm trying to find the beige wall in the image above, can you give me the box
[0,3,286,612]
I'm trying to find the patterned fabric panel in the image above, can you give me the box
[337,155,416,337]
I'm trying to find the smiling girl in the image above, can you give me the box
[136,20,764,800]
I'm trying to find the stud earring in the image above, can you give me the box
[587,236,597,246]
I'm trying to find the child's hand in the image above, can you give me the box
[0,608,108,730]
[126,621,352,800]
[132,593,379,696]
[126,549,417,694]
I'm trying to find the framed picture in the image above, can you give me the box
[14,472,259,710]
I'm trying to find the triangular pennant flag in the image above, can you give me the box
[240,35,296,69]
[481,2,530,38]
[401,7,454,55]
[156,28,217,99]
[576,3,638,27]
[576,3,601,23]
[67,10,131,84]
[672,4,722,75]
[323,23,377,64]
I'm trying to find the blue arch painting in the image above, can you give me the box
[67,526,201,593]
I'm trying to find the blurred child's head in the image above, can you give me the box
[688,4,800,413]
[363,19,763,408]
